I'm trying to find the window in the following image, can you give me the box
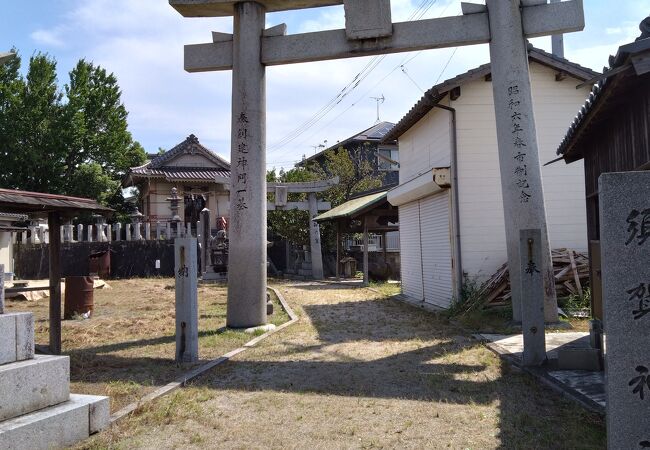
[378,148,399,171]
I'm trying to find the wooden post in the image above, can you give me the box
[363,216,369,287]
[336,221,341,281]
[48,212,62,355]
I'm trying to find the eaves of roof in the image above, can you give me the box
[557,35,650,161]
[382,45,599,143]
[297,121,396,167]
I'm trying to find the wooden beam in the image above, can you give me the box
[48,212,62,355]
[336,222,341,281]
[184,0,585,72]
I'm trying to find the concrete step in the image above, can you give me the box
[0,394,110,450]
[0,313,34,366]
[0,355,69,422]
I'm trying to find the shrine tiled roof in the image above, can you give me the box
[124,134,231,186]
[129,166,231,182]
[383,45,599,143]
[557,18,650,160]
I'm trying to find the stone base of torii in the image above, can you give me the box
[170,0,585,342]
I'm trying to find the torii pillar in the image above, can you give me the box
[171,0,585,327]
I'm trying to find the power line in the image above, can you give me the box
[266,0,445,153]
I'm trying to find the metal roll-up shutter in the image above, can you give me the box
[419,192,453,308]
[398,201,424,301]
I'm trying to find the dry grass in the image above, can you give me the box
[75,281,604,450]
[4,278,289,413]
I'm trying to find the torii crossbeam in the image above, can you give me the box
[170,0,584,329]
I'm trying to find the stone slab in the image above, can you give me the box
[87,394,110,434]
[344,0,392,40]
[0,394,109,450]
[0,313,35,365]
[599,171,650,448]
[14,312,34,361]
[0,355,70,421]
[170,0,343,17]
[557,347,601,371]
[0,265,4,314]
[0,313,16,365]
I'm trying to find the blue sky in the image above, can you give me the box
[2,0,649,170]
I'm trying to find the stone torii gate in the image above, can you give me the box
[170,0,585,329]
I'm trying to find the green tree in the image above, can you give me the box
[60,59,145,206]
[0,51,146,211]
[307,144,383,207]
[267,167,317,246]
[0,53,66,193]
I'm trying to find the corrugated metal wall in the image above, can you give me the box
[398,201,424,300]
[420,192,453,308]
[398,192,454,306]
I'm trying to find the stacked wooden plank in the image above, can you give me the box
[477,248,590,310]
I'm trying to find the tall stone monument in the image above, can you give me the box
[599,172,650,449]
[170,0,585,328]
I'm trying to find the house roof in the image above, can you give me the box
[383,45,599,143]
[298,121,396,167]
[557,18,650,161]
[0,189,112,215]
[124,134,231,186]
[314,191,387,222]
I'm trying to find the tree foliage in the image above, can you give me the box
[266,167,317,247]
[267,146,383,248]
[0,51,146,211]
[306,144,383,207]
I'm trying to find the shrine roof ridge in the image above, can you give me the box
[149,134,231,170]
[383,45,599,143]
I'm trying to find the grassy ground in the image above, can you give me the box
[77,281,605,450]
[4,278,289,413]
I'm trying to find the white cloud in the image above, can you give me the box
[24,0,649,169]
[30,28,66,48]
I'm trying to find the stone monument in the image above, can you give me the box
[599,171,650,449]
[174,238,199,363]
[0,267,109,448]
[519,229,546,366]
[170,0,585,327]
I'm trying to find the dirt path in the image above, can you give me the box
[85,282,604,450]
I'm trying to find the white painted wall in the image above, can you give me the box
[0,232,12,273]
[398,100,452,182]
[451,62,590,282]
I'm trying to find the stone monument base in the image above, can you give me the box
[0,311,109,449]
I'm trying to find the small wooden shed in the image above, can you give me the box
[314,189,398,285]
[556,18,650,319]
[0,189,112,354]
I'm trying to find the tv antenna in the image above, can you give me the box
[370,94,385,123]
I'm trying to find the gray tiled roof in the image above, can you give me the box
[125,134,231,185]
[557,20,650,158]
